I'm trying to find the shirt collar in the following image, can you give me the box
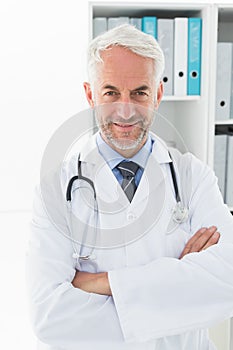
[96,132,153,170]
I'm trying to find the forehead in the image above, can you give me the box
[96,46,154,86]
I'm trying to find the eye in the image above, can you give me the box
[131,90,149,101]
[135,91,147,96]
[104,91,119,96]
[102,90,120,102]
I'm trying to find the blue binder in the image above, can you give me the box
[187,18,202,95]
[142,17,157,38]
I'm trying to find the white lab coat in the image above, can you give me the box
[26,132,233,350]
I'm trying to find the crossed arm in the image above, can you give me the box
[72,226,220,296]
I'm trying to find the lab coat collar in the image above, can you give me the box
[77,131,171,206]
[79,131,172,165]
[78,132,101,165]
[150,131,172,164]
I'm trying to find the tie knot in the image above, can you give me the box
[116,161,139,179]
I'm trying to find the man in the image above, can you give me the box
[27,24,233,350]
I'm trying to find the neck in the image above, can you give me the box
[112,146,142,158]
[100,133,148,158]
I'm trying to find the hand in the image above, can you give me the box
[72,270,112,296]
[179,226,220,259]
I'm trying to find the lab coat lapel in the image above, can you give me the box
[78,132,171,208]
[79,133,129,208]
[131,133,171,206]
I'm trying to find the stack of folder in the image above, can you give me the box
[93,16,202,96]
[215,42,233,121]
[214,42,233,209]
[214,133,233,208]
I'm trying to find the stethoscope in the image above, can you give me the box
[66,153,189,261]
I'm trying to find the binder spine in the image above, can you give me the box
[214,134,227,200]
[93,17,107,38]
[157,19,174,96]
[174,18,188,96]
[215,43,233,120]
[108,17,129,30]
[187,18,202,95]
[142,17,157,38]
[226,135,233,207]
[130,18,142,31]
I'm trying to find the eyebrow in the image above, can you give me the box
[133,85,150,91]
[102,85,119,91]
[102,85,150,91]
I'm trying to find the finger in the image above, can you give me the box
[183,227,208,247]
[179,227,208,259]
[189,226,218,252]
[179,246,190,259]
[202,231,220,250]
[179,226,218,259]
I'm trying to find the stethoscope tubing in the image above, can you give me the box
[66,153,185,261]
[66,155,180,205]
[66,156,96,201]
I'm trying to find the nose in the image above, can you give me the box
[118,91,131,104]
[116,102,136,120]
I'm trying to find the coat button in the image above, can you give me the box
[127,212,136,221]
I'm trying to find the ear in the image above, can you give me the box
[155,81,164,110]
[83,82,95,108]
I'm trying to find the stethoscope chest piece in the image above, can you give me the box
[172,201,189,224]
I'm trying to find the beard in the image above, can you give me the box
[95,103,155,152]
[100,119,148,150]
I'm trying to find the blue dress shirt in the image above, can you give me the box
[96,132,153,187]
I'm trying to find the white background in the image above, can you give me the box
[0,0,233,349]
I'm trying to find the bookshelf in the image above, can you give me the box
[90,2,210,162]
[213,6,233,349]
[90,2,233,212]
[208,4,233,164]
[89,2,233,349]
[207,4,233,217]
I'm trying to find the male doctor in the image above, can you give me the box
[27,24,233,350]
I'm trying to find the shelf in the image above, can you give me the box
[218,5,233,22]
[91,2,205,18]
[215,120,233,125]
[162,95,201,102]
[215,123,233,136]
[218,5,233,42]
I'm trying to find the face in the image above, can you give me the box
[84,46,163,157]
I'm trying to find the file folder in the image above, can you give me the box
[142,17,157,38]
[157,19,174,96]
[93,17,107,38]
[226,135,233,207]
[108,17,129,30]
[214,134,227,199]
[187,18,202,95]
[174,17,188,96]
[231,63,233,119]
[215,42,233,120]
[130,18,142,30]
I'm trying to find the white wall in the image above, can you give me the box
[0,0,90,211]
[1,0,233,349]
[0,1,90,348]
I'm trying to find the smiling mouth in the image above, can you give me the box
[112,123,135,132]
[113,122,139,129]
[115,123,132,126]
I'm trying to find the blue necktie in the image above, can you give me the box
[116,161,139,202]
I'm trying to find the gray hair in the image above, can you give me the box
[87,24,165,88]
